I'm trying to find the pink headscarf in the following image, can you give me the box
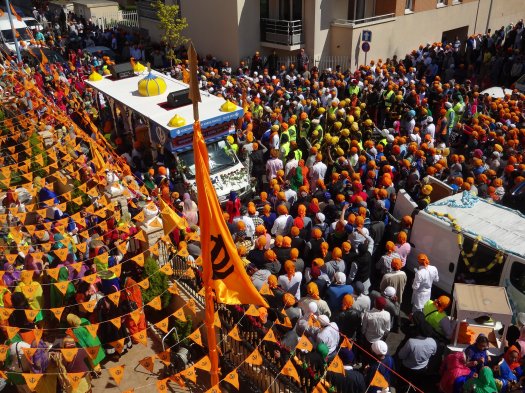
[439,352,471,393]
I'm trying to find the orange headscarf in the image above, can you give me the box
[284,260,295,281]
[306,282,320,300]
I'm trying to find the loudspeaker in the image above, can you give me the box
[110,63,135,80]
[167,89,192,108]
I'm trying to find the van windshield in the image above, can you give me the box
[177,139,239,180]
[2,28,31,43]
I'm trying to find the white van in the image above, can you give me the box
[0,16,31,53]
[394,189,525,317]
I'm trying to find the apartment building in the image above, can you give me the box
[138,0,523,68]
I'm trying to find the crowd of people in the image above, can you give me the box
[1,4,525,393]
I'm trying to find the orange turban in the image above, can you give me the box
[391,258,402,271]
[397,231,407,244]
[418,253,430,267]
[342,242,351,252]
[265,250,277,261]
[290,248,299,259]
[342,294,354,310]
[306,282,320,300]
[268,275,278,288]
[385,241,395,252]
[332,247,342,259]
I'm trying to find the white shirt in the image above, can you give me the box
[311,161,327,183]
[317,322,340,355]
[361,309,391,343]
[411,265,439,310]
[271,214,291,236]
[285,158,298,178]
[278,272,303,300]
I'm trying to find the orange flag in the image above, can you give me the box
[108,365,125,385]
[54,281,71,295]
[130,309,142,324]
[132,254,145,267]
[85,346,100,361]
[81,299,97,312]
[138,356,155,373]
[157,349,171,365]
[148,296,162,310]
[245,304,260,317]
[245,348,263,365]
[22,347,38,362]
[137,278,150,290]
[155,316,170,333]
[193,120,267,306]
[156,378,169,393]
[341,336,353,350]
[68,372,85,390]
[135,230,146,243]
[205,385,221,393]
[167,283,178,295]
[107,291,121,307]
[159,198,188,234]
[262,328,277,343]
[24,309,39,323]
[327,355,345,375]
[259,283,274,296]
[296,335,313,352]
[312,381,329,393]
[6,326,20,340]
[61,347,79,362]
[109,317,122,330]
[110,338,126,354]
[194,355,212,371]
[370,369,389,389]
[0,345,8,362]
[281,359,300,383]
[179,366,197,383]
[225,369,239,389]
[133,330,148,346]
[173,308,186,322]
[187,329,203,346]
[84,324,99,338]
[33,328,43,343]
[160,263,173,276]
[0,308,14,321]
[40,49,49,65]
[22,373,43,391]
[109,263,122,277]
[228,326,242,341]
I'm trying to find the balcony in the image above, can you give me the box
[260,18,304,50]
[332,12,395,28]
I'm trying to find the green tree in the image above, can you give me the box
[154,0,188,66]
[142,256,172,307]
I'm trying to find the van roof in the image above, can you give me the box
[0,18,28,29]
[426,192,525,257]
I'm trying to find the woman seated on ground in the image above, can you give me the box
[494,345,522,392]
[439,352,472,393]
[463,366,498,393]
[465,334,491,372]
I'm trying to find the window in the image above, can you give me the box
[405,0,414,11]
[260,0,269,19]
[510,262,525,294]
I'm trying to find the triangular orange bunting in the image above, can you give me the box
[186,299,197,315]
[110,338,126,354]
[228,326,242,341]
[187,329,203,346]
[160,263,173,276]
[54,247,69,262]
[0,308,14,320]
[167,283,178,295]
[135,230,146,242]
[85,346,100,360]
[109,263,122,277]
[205,385,221,393]
[245,304,260,317]
[6,326,20,340]
[263,328,277,343]
[138,356,155,373]
[156,378,168,393]
[312,382,329,393]
[84,323,99,338]
[179,366,197,383]
[130,309,142,324]
[46,267,60,280]
[194,355,211,371]
[327,355,345,374]
[281,359,300,383]
[24,309,40,323]
[341,336,353,350]
[81,299,97,313]
[22,347,38,363]
[132,254,144,267]
[61,348,79,362]
[109,317,122,329]
[370,370,389,389]
[0,345,8,362]
[67,372,85,390]
[70,262,83,273]
[76,242,87,253]
[107,291,121,306]
[54,281,71,295]
[82,274,97,285]
[173,308,186,322]
[148,296,162,310]
[133,330,148,346]
[22,373,43,392]
[137,278,150,289]
[116,241,128,254]
[33,328,43,343]
[225,369,239,389]
[296,335,313,352]
[259,283,274,296]
[155,316,170,333]
[246,348,263,366]
[50,307,65,321]
[157,349,171,365]
[21,284,38,299]
[108,365,125,385]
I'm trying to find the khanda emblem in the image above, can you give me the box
[210,234,234,279]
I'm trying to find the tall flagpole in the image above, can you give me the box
[188,42,220,388]
[5,0,22,62]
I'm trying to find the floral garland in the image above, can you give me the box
[428,211,505,273]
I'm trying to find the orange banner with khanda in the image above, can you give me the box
[192,120,267,307]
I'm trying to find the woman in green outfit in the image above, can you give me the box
[66,314,105,372]
[463,367,498,393]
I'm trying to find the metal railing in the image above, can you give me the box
[332,12,395,27]
[92,10,140,30]
[240,54,351,73]
[260,19,303,46]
